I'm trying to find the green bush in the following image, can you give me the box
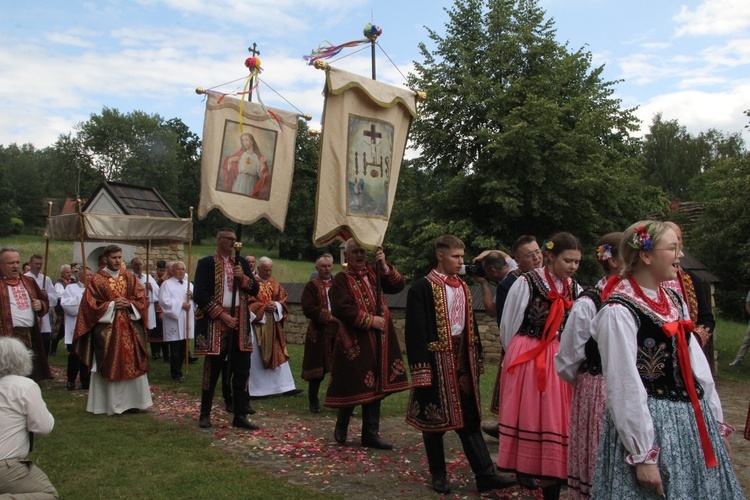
[10,217,23,234]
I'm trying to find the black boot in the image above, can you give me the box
[459,430,517,492]
[423,432,450,494]
[308,378,322,413]
[542,484,561,500]
[334,406,354,444]
[199,389,214,428]
[361,401,393,450]
[231,382,258,429]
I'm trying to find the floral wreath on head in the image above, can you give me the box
[597,244,613,261]
[544,241,554,251]
[629,224,654,251]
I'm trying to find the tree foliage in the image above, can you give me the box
[392,0,664,279]
[689,153,750,317]
[642,113,745,199]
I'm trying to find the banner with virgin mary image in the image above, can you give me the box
[198,92,299,230]
[313,66,418,248]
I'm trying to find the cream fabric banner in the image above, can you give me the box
[198,92,299,230]
[313,66,418,249]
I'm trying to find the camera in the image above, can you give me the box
[459,260,485,278]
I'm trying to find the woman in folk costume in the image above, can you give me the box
[496,232,582,500]
[591,221,743,499]
[554,232,622,499]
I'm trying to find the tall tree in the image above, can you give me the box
[0,145,22,235]
[643,113,745,200]
[0,144,47,228]
[394,0,663,279]
[689,153,750,318]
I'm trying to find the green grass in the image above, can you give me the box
[39,345,340,499]
[715,317,750,381]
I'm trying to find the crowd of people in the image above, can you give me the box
[0,220,746,498]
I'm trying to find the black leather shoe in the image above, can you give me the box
[333,427,347,444]
[282,388,304,397]
[246,404,257,415]
[66,381,75,391]
[309,402,321,413]
[232,415,259,430]
[225,403,234,413]
[361,436,394,450]
[517,474,539,490]
[188,356,199,364]
[431,474,451,494]
[198,415,212,428]
[476,474,517,493]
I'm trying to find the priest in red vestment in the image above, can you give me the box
[247,257,299,398]
[73,245,152,415]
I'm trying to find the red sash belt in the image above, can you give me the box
[662,319,717,468]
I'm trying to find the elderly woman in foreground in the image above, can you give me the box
[0,336,58,498]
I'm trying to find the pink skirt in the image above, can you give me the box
[567,371,606,499]
[496,334,572,481]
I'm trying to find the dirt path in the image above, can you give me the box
[144,376,749,499]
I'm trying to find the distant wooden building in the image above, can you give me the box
[71,181,185,271]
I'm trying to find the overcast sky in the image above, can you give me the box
[1,0,748,149]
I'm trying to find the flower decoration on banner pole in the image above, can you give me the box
[597,244,613,261]
[303,24,382,65]
[629,224,654,251]
[236,55,283,131]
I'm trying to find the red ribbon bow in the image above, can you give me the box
[662,319,718,468]
[507,270,573,391]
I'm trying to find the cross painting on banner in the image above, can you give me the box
[198,92,300,230]
[313,66,418,248]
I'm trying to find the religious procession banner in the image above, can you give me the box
[198,92,299,231]
[313,65,418,248]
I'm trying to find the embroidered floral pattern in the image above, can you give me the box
[637,337,668,381]
[364,370,375,388]
[344,341,360,361]
[389,358,405,382]
[625,446,660,465]
[424,403,443,422]
[407,400,420,420]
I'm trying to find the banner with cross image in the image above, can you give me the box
[313,66,418,248]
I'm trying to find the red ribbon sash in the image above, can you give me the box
[507,285,572,392]
[662,319,718,468]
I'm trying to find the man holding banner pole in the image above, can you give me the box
[325,239,409,449]
[193,228,259,429]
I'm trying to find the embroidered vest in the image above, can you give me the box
[577,287,603,376]
[517,271,578,339]
[605,290,704,402]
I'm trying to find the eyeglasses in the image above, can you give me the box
[653,246,682,258]
[523,249,542,259]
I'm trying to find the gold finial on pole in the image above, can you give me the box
[313,60,330,71]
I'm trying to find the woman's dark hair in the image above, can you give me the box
[547,232,582,256]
